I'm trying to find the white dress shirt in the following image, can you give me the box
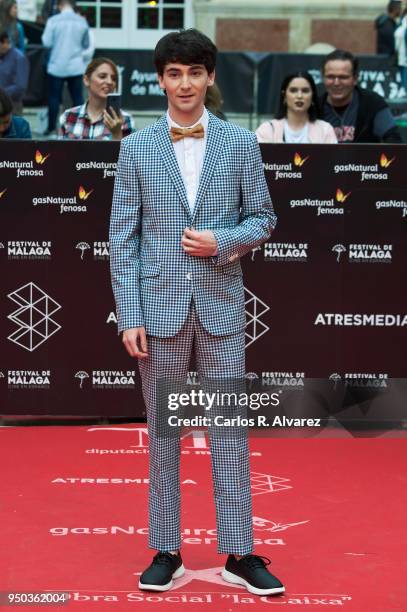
[167,107,208,212]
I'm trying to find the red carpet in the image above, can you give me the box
[1,425,406,610]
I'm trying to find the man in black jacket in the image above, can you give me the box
[375,1,402,57]
[320,49,402,143]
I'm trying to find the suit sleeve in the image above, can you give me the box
[109,138,144,333]
[212,133,277,266]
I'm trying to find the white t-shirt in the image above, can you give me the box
[283,119,310,143]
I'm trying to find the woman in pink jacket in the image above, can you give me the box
[256,71,337,144]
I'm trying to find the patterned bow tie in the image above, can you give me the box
[170,123,204,142]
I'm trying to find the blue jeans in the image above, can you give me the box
[401,66,407,96]
[47,74,84,131]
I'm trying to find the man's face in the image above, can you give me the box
[392,3,402,18]
[0,39,11,56]
[158,63,215,123]
[0,114,12,135]
[323,59,357,107]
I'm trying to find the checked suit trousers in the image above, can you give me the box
[138,303,254,555]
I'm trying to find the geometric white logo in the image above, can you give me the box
[7,282,61,351]
[244,287,270,348]
[251,471,292,496]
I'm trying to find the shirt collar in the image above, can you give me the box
[77,103,88,118]
[166,107,209,132]
[82,102,104,123]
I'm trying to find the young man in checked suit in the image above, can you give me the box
[109,29,284,596]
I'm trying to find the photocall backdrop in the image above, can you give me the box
[0,141,406,417]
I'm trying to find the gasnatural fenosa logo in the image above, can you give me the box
[0,149,50,177]
[290,188,349,216]
[78,185,94,200]
[293,152,309,167]
[263,151,309,180]
[35,149,50,165]
[334,153,396,181]
[379,153,395,168]
[335,188,351,203]
[31,186,94,213]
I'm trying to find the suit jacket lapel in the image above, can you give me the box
[192,113,226,225]
[153,116,191,218]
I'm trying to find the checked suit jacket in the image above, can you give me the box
[109,111,277,338]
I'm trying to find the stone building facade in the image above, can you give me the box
[194,0,393,53]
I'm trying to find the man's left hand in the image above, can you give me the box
[181,227,218,257]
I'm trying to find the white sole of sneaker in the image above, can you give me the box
[221,568,285,596]
[138,564,185,592]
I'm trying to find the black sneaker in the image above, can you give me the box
[138,551,184,591]
[222,554,285,596]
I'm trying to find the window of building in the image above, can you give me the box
[77,0,191,49]
[77,0,122,29]
[77,0,185,30]
[137,0,184,30]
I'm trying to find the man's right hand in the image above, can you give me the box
[122,327,148,359]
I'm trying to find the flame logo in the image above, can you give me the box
[35,150,50,165]
[293,152,309,167]
[0,188,7,198]
[78,186,94,200]
[336,188,351,203]
[379,153,395,168]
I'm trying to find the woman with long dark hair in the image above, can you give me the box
[256,71,337,143]
[0,0,25,52]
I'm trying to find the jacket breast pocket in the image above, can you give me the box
[212,169,241,180]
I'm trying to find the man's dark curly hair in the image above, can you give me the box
[322,49,359,77]
[154,29,217,76]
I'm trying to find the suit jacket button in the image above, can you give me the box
[186,272,192,281]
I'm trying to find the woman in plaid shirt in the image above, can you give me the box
[59,57,134,140]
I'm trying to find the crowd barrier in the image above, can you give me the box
[0,141,406,416]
